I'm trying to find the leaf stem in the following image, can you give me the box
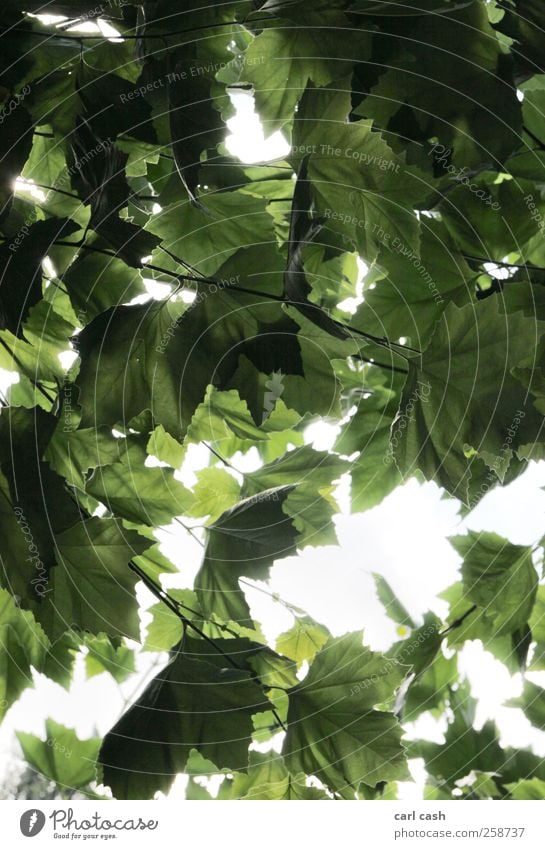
[462,254,545,273]
[202,440,238,471]
[354,353,408,375]
[173,517,204,547]
[55,242,418,359]
[10,15,276,43]
[33,182,80,200]
[439,604,477,636]
[128,561,288,730]
[129,560,244,668]
[144,261,419,357]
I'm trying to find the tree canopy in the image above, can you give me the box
[1,0,545,800]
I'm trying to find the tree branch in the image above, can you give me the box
[128,561,288,730]
[439,604,477,636]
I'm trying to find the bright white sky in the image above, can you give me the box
[1,22,545,799]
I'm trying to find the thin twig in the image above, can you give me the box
[439,604,477,636]
[129,561,288,730]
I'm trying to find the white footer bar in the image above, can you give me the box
[1,799,543,848]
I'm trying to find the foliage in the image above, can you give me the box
[0,0,545,801]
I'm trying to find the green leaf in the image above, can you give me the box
[387,613,442,677]
[500,747,545,785]
[184,387,268,455]
[358,2,520,164]
[45,426,121,490]
[353,220,473,348]
[0,217,79,335]
[17,720,100,789]
[393,299,545,502]
[147,191,276,278]
[85,446,193,526]
[440,581,526,673]
[238,13,369,134]
[528,585,545,670]
[412,686,504,787]
[0,407,81,621]
[276,617,330,669]
[440,176,545,264]
[46,518,149,640]
[508,680,545,731]
[195,486,297,626]
[283,632,409,794]
[451,531,538,636]
[84,634,135,683]
[143,589,199,652]
[507,778,545,800]
[187,467,241,523]
[132,542,179,584]
[185,385,304,464]
[98,637,271,799]
[402,652,457,721]
[335,366,404,512]
[41,630,80,690]
[146,425,185,469]
[75,289,283,440]
[308,122,423,265]
[373,574,416,629]
[0,588,48,719]
[230,751,329,800]
[0,299,77,398]
[243,445,348,546]
[62,239,147,319]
